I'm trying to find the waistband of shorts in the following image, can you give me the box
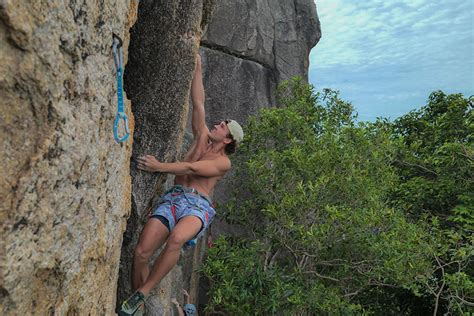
[165,185,212,204]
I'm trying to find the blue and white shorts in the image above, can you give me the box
[150,185,216,240]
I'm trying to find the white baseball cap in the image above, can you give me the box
[226,119,244,144]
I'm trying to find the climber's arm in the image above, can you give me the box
[137,155,230,177]
[191,54,208,138]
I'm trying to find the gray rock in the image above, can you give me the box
[195,0,320,206]
[201,47,276,124]
[203,0,321,82]
[117,1,212,314]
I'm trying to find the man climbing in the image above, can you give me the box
[119,53,244,315]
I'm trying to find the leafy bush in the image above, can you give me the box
[203,79,473,315]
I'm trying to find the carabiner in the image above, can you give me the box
[112,33,130,143]
[114,111,130,143]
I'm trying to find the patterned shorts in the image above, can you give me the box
[151,185,216,240]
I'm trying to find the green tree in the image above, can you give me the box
[203,78,443,315]
[390,91,473,220]
[388,91,473,314]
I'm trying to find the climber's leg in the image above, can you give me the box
[138,216,202,295]
[132,217,170,290]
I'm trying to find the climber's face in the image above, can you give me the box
[209,120,232,143]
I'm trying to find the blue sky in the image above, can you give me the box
[308,0,474,121]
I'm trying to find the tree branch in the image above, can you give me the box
[393,159,438,176]
[433,254,446,316]
[344,286,366,299]
[302,270,340,282]
[453,293,474,307]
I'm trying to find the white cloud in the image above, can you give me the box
[309,0,473,121]
[310,0,473,70]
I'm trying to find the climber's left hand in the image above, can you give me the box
[137,155,161,172]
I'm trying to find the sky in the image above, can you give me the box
[308,0,474,122]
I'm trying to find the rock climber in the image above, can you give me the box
[119,53,244,315]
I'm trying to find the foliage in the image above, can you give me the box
[202,78,473,315]
[389,91,473,220]
[388,91,474,314]
[203,237,364,316]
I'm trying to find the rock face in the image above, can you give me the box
[116,1,214,315]
[202,0,320,83]
[198,0,321,205]
[0,1,137,314]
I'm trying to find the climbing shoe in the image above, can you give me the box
[118,291,145,316]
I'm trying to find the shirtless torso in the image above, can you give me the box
[174,137,228,196]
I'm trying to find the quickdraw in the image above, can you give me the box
[112,33,130,143]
